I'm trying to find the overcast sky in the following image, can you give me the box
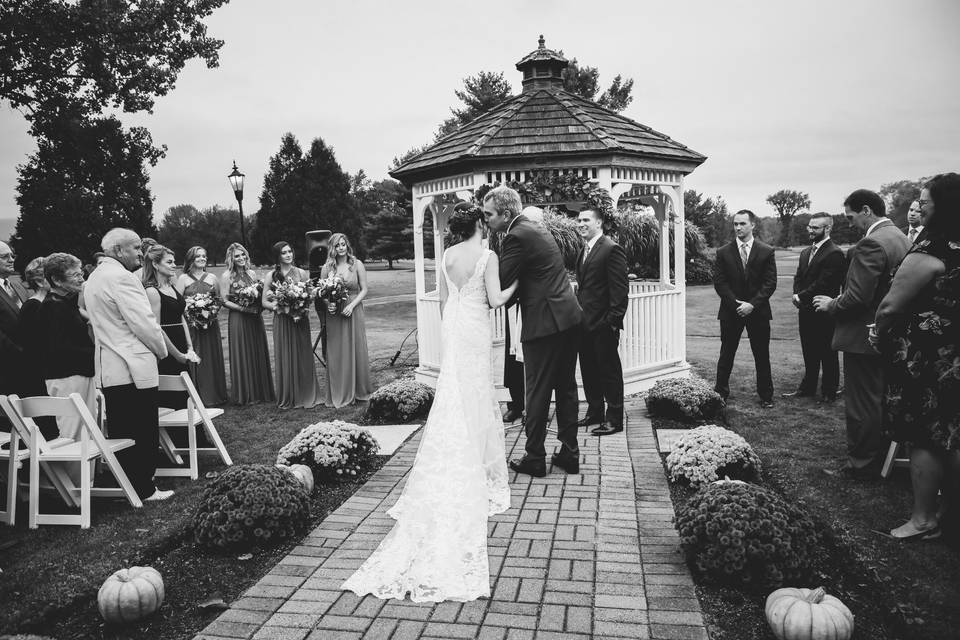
[1,0,958,226]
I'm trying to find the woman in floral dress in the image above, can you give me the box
[876,172,960,541]
[177,246,227,406]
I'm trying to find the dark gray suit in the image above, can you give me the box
[793,238,845,397]
[0,276,28,395]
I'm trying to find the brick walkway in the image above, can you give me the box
[194,398,707,640]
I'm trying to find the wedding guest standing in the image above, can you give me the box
[143,244,191,410]
[177,246,227,406]
[874,173,960,540]
[0,241,29,400]
[262,241,321,410]
[320,233,372,407]
[18,257,57,439]
[220,243,274,404]
[38,253,96,440]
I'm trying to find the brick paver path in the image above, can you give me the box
[195,398,707,640]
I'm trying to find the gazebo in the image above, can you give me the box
[390,36,707,396]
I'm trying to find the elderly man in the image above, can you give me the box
[0,241,28,397]
[85,228,172,501]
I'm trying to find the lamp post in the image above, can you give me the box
[228,161,246,246]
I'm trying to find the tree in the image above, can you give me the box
[562,58,633,112]
[11,114,160,268]
[879,178,927,230]
[684,190,729,247]
[157,203,246,264]
[766,189,811,247]
[364,203,413,269]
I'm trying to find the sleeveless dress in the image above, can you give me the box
[880,237,960,452]
[154,286,188,410]
[227,274,275,405]
[322,263,373,408]
[183,273,228,406]
[271,268,321,409]
[342,249,510,602]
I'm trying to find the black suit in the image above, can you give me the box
[0,276,28,395]
[713,239,778,401]
[502,306,524,413]
[576,235,628,427]
[792,239,845,397]
[500,215,583,461]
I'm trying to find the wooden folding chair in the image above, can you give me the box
[1,422,30,525]
[881,441,910,478]
[0,394,143,529]
[156,373,232,480]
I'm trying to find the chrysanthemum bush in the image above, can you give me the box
[675,482,822,589]
[366,379,435,423]
[666,425,762,486]
[645,375,724,421]
[192,464,310,551]
[276,420,380,483]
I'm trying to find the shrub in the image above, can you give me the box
[645,376,724,420]
[675,482,822,589]
[666,425,762,486]
[277,420,380,483]
[192,464,310,551]
[686,256,715,285]
[366,379,435,423]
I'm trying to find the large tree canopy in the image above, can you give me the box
[766,189,811,247]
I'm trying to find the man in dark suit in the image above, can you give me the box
[713,210,778,407]
[484,186,583,477]
[814,189,910,478]
[0,241,29,397]
[785,212,846,402]
[575,208,628,436]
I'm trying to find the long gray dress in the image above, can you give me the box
[321,263,373,408]
[271,268,321,409]
[227,273,275,405]
[183,273,228,406]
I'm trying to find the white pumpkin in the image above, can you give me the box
[276,463,314,493]
[765,586,854,640]
[97,566,165,624]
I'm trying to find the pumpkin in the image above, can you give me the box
[765,586,854,640]
[276,463,314,493]
[97,566,165,624]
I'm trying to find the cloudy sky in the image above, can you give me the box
[1,0,958,227]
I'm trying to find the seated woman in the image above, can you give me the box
[18,257,57,439]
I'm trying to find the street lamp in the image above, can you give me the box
[228,161,246,246]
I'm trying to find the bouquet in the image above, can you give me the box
[230,279,263,309]
[183,292,222,330]
[314,274,348,313]
[272,279,313,322]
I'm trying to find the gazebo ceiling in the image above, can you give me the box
[391,37,706,186]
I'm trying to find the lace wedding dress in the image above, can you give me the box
[341,249,510,602]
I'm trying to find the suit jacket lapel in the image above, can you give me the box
[0,283,19,315]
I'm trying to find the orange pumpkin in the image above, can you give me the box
[97,566,165,624]
[765,586,854,640]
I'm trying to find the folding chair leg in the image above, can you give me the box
[28,438,40,530]
[188,423,198,481]
[881,441,901,479]
[158,428,185,465]
[80,449,91,529]
[202,420,233,467]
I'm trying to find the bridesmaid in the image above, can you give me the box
[142,244,191,410]
[320,233,373,408]
[261,241,321,409]
[220,243,275,404]
[177,246,228,406]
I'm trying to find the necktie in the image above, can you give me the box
[807,244,816,266]
[1,279,19,308]
[908,228,917,243]
[583,244,591,264]
[739,243,749,267]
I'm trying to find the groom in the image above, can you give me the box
[483,186,583,477]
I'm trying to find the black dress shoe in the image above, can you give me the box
[781,390,814,399]
[503,408,524,423]
[590,423,624,436]
[577,416,603,428]
[509,457,546,478]
[759,399,775,409]
[550,451,580,474]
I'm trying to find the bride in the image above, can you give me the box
[342,202,518,602]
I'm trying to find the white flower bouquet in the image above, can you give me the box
[665,425,761,486]
[276,420,380,483]
[314,273,348,314]
[230,279,263,309]
[272,279,313,322]
[184,291,221,330]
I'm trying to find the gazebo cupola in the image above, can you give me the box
[516,35,568,93]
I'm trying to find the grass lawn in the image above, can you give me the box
[0,267,421,639]
[676,249,960,640]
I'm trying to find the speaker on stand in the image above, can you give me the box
[306,229,331,367]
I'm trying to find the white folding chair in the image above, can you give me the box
[156,373,232,480]
[0,394,143,529]
[1,422,30,525]
[881,441,910,478]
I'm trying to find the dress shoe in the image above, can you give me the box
[781,390,814,399]
[759,399,775,409]
[590,423,624,437]
[577,416,603,428]
[509,457,546,478]
[502,408,524,423]
[550,451,580,474]
[144,488,174,502]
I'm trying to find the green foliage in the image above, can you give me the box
[158,204,248,265]
[366,379,435,423]
[676,482,822,589]
[363,203,413,268]
[192,464,310,552]
[645,376,725,421]
[665,425,761,485]
[612,210,708,284]
[252,133,362,264]
[11,115,160,269]
[766,189,811,247]
[276,421,380,483]
[561,57,634,112]
[684,190,729,247]
[686,256,715,286]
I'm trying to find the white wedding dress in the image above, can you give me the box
[341,249,510,602]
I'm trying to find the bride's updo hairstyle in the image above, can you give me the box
[448,202,483,244]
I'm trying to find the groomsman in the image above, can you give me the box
[905,200,924,243]
[785,213,845,402]
[814,190,910,478]
[713,210,778,407]
[575,208,628,436]
[0,241,28,397]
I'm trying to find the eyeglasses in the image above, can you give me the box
[0,253,15,261]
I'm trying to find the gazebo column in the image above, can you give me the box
[412,194,433,300]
